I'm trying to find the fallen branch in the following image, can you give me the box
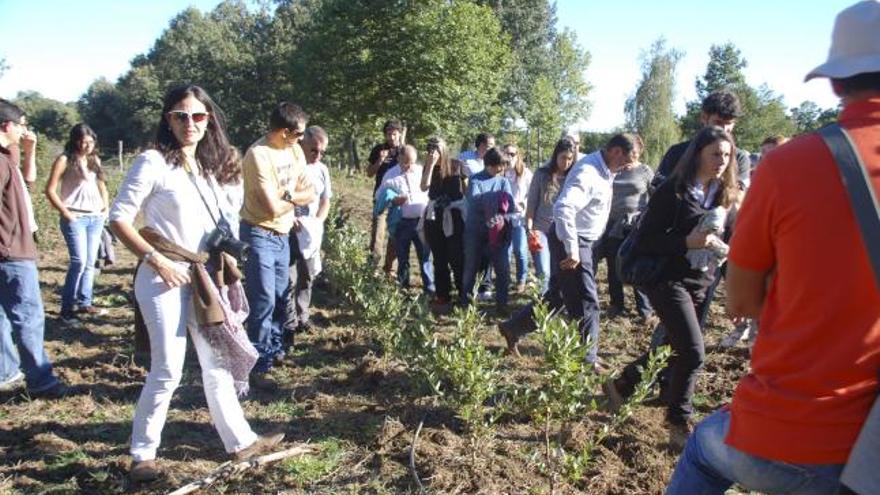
[167,443,315,495]
[409,416,427,495]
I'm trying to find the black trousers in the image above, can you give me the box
[424,215,464,301]
[618,279,707,424]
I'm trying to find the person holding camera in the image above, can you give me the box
[239,102,315,391]
[110,85,285,482]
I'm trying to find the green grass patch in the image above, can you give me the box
[46,449,89,470]
[280,438,345,485]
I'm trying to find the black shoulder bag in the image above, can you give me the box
[819,124,880,495]
[616,198,681,288]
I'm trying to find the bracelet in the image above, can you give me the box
[142,250,157,263]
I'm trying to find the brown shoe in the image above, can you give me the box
[498,322,521,357]
[234,432,285,461]
[129,459,160,482]
[250,373,279,393]
[667,420,693,452]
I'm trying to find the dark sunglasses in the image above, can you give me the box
[167,111,210,124]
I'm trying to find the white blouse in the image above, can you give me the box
[109,150,234,254]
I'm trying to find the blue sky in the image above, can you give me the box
[0,0,853,130]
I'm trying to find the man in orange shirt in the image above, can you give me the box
[665,2,880,494]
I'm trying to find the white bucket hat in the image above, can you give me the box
[805,0,880,81]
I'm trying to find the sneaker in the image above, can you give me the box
[60,309,79,324]
[498,321,521,357]
[233,432,285,461]
[296,321,313,334]
[129,459,161,483]
[720,322,751,348]
[667,419,694,452]
[515,282,527,294]
[250,373,279,393]
[476,290,494,302]
[77,306,108,316]
[0,371,25,392]
[29,382,70,400]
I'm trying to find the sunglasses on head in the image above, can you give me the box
[167,111,210,124]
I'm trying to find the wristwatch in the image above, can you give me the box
[142,250,157,263]
[282,190,294,203]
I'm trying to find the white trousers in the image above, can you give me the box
[130,263,258,461]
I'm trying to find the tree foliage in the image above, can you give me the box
[13,91,80,142]
[681,42,795,151]
[624,38,682,166]
[790,100,838,134]
[295,0,513,150]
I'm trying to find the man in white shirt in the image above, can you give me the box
[284,126,332,343]
[379,145,434,293]
[458,132,495,178]
[554,133,638,366]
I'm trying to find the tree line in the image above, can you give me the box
[5,0,837,168]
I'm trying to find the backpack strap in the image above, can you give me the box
[819,123,880,290]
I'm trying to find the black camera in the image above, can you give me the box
[204,218,249,261]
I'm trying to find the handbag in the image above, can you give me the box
[616,200,681,287]
[819,124,880,495]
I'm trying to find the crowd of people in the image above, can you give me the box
[0,1,877,492]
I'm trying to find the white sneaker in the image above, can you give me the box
[720,322,751,348]
[0,370,25,392]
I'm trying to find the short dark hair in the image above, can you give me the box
[475,132,495,149]
[701,89,743,119]
[382,119,403,133]
[604,133,637,155]
[269,102,309,132]
[833,71,880,95]
[483,146,508,168]
[0,98,25,126]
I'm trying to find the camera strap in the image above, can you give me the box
[185,163,225,229]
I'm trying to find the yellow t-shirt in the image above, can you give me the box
[240,136,307,233]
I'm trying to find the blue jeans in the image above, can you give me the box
[394,217,435,293]
[0,260,59,392]
[531,230,551,295]
[59,213,104,312]
[0,310,20,382]
[240,223,290,373]
[666,409,843,495]
[509,223,529,286]
[461,226,510,306]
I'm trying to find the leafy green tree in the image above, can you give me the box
[624,38,682,166]
[476,0,556,121]
[78,77,128,150]
[523,29,591,161]
[13,91,80,142]
[790,100,839,134]
[681,42,795,151]
[295,0,512,166]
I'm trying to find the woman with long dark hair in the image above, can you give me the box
[420,136,466,309]
[604,126,740,450]
[524,138,577,294]
[109,85,281,482]
[45,123,108,322]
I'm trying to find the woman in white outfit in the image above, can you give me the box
[109,85,282,482]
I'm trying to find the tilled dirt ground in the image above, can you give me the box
[0,173,754,494]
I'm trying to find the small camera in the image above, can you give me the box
[204,218,249,261]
